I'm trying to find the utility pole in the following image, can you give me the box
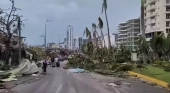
[18,17,21,62]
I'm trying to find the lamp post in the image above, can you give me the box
[44,19,52,60]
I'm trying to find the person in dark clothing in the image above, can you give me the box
[43,60,47,73]
[51,56,55,67]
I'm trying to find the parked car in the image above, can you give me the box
[58,57,64,61]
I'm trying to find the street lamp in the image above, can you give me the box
[45,19,52,59]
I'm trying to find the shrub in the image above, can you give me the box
[0,65,10,71]
[114,64,133,72]
[163,66,170,72]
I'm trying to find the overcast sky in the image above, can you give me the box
[0,0,140,45]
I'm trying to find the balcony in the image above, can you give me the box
[128,35,139,38]
[118,29,127,32]
[117,36,128,40]
[150,5,156,10]
[149,12,156,18]
[148,0,156,4]
[118,33,127,36]
[150,19,156,24]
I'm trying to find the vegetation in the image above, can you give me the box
[133,65,170,83]
[65,0,170,83]
[26,47,45,61]
[0,0,24,65]
[0,0,42,69]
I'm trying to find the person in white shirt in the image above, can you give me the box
[55,57,60,67]
[54,57,58,62]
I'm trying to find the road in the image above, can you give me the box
[8,61,169,93]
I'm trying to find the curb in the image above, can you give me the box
[128,71,169,88]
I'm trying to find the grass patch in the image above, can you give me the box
[133,65,170,83]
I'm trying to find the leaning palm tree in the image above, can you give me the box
[98,17,106,48]
[92,23,98,48]
[83,27,92,40]
[101,0,111,50]
[92,23,102,48]
[83,27,94,58]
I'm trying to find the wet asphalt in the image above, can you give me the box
[7,61,169,93]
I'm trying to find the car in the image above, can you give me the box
[58,57,64,61]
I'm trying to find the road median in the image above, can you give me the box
[128,71,169,89]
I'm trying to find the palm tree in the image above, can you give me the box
[140,0,147,64]
[83,27,92,40]
[138,37,149,64]
[101,0,111,49]
[98,17,106,48]
[83,27,94,57]
[163,33,170,60]
[150,33,165,60]
[92,23,98,48]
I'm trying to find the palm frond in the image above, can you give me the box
[98,17,103,29]
[102,0,107,13]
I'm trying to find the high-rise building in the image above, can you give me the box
[143,0,170,41]
[73,37,83,50]
[66,25,73,50]
[116,18,140,49]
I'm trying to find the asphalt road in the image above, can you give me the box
[8,61,169,93]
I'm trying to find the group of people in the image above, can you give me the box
[42,56,60,73]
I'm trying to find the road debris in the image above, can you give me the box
[68,68,86,73]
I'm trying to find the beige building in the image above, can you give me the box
[117,18,140,49]
[143,0,170,41]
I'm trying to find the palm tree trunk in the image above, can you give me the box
[95,31,102,48]
[92,27,95,58]
[101,29,106,48]
[104,10,111,49]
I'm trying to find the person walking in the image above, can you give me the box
[55,56,60,67]
[42,59,48,73]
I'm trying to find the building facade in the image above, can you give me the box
[73,37,83,50]
[143,0,170,41]
[116,18,140,49]
[66,25,73,50]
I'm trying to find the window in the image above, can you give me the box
[144,0,146,4]
[166,14,170,19]
[166,29,170,33]
[167,0,170,4]
[166,21,170,27]
[166,6,170,11]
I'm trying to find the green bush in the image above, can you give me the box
[0,65,10,71]
[114,64,133,72]
[116,56,125,63]
[163,65,170,72]
[153,61,165,67]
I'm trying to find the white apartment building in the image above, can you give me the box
[117,18,140,49]
[143,0,170,41]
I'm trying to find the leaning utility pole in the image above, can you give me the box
[18,17,21,62]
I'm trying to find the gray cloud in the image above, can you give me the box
[0,0,140,45]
